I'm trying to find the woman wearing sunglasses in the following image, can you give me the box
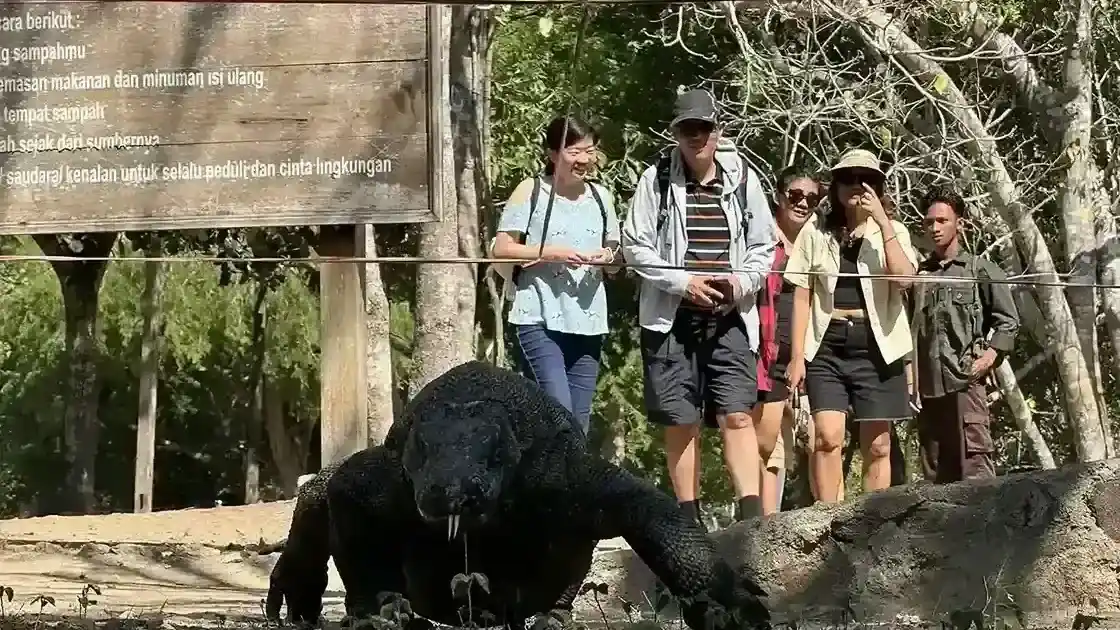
[754,166,822,514]
[783,149,919,502]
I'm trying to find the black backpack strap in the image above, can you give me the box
[586,182,609,247]
[511,176,543,286]
[732,162,758,245]
[655,154,672,234]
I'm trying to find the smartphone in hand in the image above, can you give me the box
[705,277,736,306]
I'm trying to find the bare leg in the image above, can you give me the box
[860,420,892,492]
[811,410,847,503]
[759,406,789,515]
[664,424,702,501]
[752,400,785,463]
[719,411,760,501]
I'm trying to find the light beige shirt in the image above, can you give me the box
[784,214,919,365]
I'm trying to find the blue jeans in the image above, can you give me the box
[514,323,603,438]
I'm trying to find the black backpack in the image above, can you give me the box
[510,176,610,287]
[652,151,755,237]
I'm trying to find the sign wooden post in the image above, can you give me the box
[0,1,447,486]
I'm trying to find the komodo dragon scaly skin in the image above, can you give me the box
[265,360,770,630]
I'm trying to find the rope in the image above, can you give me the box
[5,252,1115,289]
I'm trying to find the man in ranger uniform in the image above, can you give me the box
[912,185,1020,483]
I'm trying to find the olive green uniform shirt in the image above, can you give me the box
[912,251,1020,398]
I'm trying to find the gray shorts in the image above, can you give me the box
[640,306,758,427]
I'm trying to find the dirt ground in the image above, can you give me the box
[0,501,647,630]
[0,500,321,625]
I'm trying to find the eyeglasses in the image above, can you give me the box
[785,189,821,208]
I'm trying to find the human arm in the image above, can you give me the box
[620,164,692,295]
[876,219,919,287]
[730,171,777,301]
[492,178,588,265]
[972,260,1020,378]
[783,233,814,390]
[591,184,623,275]
[862,183,918,286]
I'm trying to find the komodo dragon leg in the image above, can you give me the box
[325,447,411,621]
[567,458,771,630]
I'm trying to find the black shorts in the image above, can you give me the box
[759,340,792,404]
[640,306,758,427]
[805,318,911,421]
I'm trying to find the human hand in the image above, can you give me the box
[861,182,890,226]
[685,275,724,308]
[705,276,739,307]
[585,247,616,264]
[784,358,806,393]
[969,348,997,382]
[541,245,590,267]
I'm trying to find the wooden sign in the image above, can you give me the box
[0,1,444,235]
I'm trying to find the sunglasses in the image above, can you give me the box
[785,189,821,208]
[834,170,882,187]
[675,120,716,137]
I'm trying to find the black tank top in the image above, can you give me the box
[833,237,864,310]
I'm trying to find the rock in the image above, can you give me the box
[586,459,1120,628]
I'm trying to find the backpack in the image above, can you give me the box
[652,151,755,239]
[490,176,611,293]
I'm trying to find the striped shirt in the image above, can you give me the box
[683,164,731,271]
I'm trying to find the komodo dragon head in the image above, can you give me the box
[400,396,520,540]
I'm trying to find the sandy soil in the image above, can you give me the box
[0,500,326,626]
[0,501,296,550]
[0,501,646,630]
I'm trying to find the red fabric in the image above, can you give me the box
[756,240,789,393]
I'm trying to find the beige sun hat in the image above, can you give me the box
[830,148,884,175]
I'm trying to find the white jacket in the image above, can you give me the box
[620,141,776,351]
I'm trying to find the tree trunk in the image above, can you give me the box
[263,376,308,496]
[842,5,1109,461]
[33,233,118,515]
[409,6,485,396]
[992,361,1058,469]
[244,281,268,505]
[589,460,1120,628]
[952,0,1118,451]
[133,241,165,513]
[1056,0,1110,450]
[362,225,394,446]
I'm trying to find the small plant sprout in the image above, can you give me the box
[0,585,12,617]
[31,594,55,617]
[578,581,611,628]
[77,582,101,618]
[450,571,490,628]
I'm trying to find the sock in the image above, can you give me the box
[736,495,762,521]
[678,499,700,522]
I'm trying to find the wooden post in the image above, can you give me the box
[134,245,164,513]
[318,225,369,467]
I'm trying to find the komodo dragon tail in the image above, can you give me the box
[265,462,341,624]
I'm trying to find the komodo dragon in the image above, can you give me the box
[265,360,769,630]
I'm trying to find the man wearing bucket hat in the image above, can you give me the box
[621,88,776,527]
[783,147,920,502]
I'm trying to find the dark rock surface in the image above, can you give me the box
[590,460,1120,628]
